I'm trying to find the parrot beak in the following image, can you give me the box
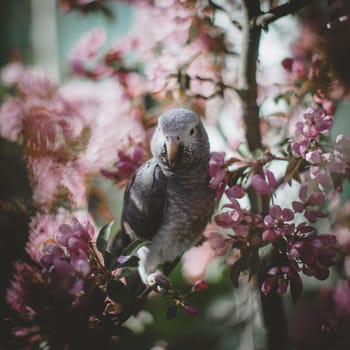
[165,136,179,168]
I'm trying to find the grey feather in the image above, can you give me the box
[112,108,215,282]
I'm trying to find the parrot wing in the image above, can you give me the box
[121,159,167,241]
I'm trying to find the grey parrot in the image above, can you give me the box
[112,108,215,286]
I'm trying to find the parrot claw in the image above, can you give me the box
[147,272,172,291]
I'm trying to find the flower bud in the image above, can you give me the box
[184,304,199,316]
[193,280,208,292]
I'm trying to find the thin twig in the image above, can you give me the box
[253,0,319,29]
[89,243,112,278]
[209,0,243,30]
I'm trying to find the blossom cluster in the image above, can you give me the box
[208,152,227,196]
[40,219,95,306]
[5,218,99,349]
[282,19,350,195]
[8,218,95,310]
[101,143,146,185]
[290,106,350,192]
[67,0,232,111]
[207,166,337,298]
[0,64,146,209]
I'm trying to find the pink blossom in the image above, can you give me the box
[108,2,220,98]
[18,70,56,98]
[305,149,322,164]
[215,199,243,228]
[28,157,87,209]
[261,266,302,296]
[208,152,226,195]
[262,205,295,242]
[26,209,94,263]
[186,54,219,97]
[334,225,350,253]
[322,152,347,174]
[297,107,334,138]
[69,27,107,77]
[26,210,69,263]
[145,54,178,92]
[281,58,294,72]
[313,92,336,115]
[0,62,24,86]
[184,304,199,316]
[193,280,208,292]
[291,60,307,80]
[40,218,95,299]
[6,262,44,316]
[214,186,261,237]
[207,231,229,256]
[334,134,350,166]
[59,79,146,173]
[309,166,334,192]
[291,107,335,166]
[101,143,146,182]
[336,134,350,153]
[290,139,310,158]
[292,184,327,223]
[288,233,336,280]
[226,185,245,200]
[282,57,307,80]
[251,170,277,196]
[0,97,24,141]
[0,68,93,161]
[23,106,87,158]
[120,72,148,98]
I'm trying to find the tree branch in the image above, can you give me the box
[238,0,263,154]
[238,1,291,349]
[253,0,319,29]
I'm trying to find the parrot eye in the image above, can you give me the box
[189,128,194,136]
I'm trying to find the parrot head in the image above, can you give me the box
[151,108,210,170]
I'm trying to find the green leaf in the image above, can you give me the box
[120,239,150,257]
[166,305,178,320]
[248,250,260,280]
[227,166,248,187]
[96,221,119,254]
[107,280,134,305]
[103,251,111,270]
[230,251,251,287]
[119,255,140,268]
[110,255,140,270]
[284,156,303,185]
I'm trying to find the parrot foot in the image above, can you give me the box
[136,246,172,291]
[147,272,172,291]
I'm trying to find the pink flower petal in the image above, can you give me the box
[226,185,245,199]
[251,174,271,195]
